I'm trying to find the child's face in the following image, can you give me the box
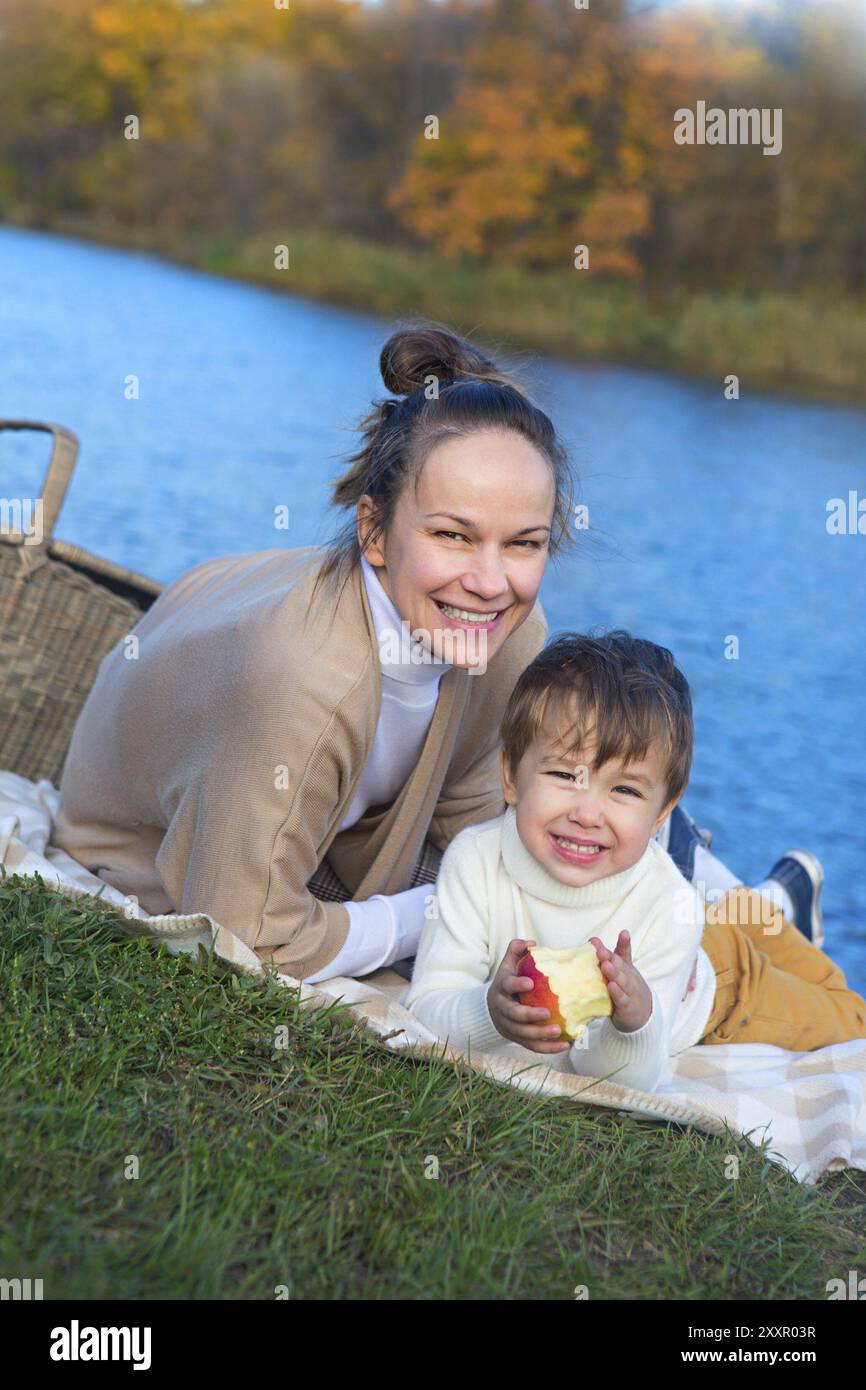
[500,721,678,886]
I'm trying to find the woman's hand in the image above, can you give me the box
[589,931,653,1033]
[486,938,571,1053]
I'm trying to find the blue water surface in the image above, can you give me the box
[1,225,864,990]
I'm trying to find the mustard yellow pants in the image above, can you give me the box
[699,887,866,1050]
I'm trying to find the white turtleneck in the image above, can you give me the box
[405,804,716,1092]
[303,552,452,984]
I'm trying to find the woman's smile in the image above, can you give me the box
[433,596,510,631]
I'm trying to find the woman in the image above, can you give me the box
[53,322,819,986]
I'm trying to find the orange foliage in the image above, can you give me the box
[0,0,863,292]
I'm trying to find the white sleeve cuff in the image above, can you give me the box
[302,885,431,983]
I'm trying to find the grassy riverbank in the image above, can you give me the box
[2,870,864,1300]
[17,213,866,407]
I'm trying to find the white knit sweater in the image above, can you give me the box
[405,804,716,1092]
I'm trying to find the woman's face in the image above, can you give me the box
[357,428,555,671]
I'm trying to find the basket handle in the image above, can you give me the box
[0,419,79,542]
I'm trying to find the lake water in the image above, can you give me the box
[2,224,865,991]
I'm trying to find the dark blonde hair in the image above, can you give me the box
[500,630,694,807]
[311,318,579,606]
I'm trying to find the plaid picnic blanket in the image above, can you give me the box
[2,770,864,1187]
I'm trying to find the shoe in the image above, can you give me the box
[764,851,825,948]
[666,804,714,881]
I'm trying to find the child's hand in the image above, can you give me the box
[486,939,571,1054]
[589,931,653,1033]
[682,956,698,1000]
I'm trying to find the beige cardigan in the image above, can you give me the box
[53,546,548,978]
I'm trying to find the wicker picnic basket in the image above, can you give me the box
[0,420,164,787]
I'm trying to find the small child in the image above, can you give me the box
[405,630,866,1092]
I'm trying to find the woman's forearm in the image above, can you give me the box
[302,883,431,983]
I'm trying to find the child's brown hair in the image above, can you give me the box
[500,630,694,806]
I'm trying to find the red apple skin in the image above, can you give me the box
[517,952,569,1038]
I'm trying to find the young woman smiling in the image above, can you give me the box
[53,322,815,986]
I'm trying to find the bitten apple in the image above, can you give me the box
[518,944,613,1041]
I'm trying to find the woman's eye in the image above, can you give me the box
[434,531,543,549]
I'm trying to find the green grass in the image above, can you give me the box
[30,213,866,406]
[2,869,864,1300]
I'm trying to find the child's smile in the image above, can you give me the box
[548,830,611,867]
[501,722,676,886]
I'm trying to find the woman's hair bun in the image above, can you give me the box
[380,321,507,397]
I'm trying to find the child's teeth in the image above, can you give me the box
[554,836,601,854]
